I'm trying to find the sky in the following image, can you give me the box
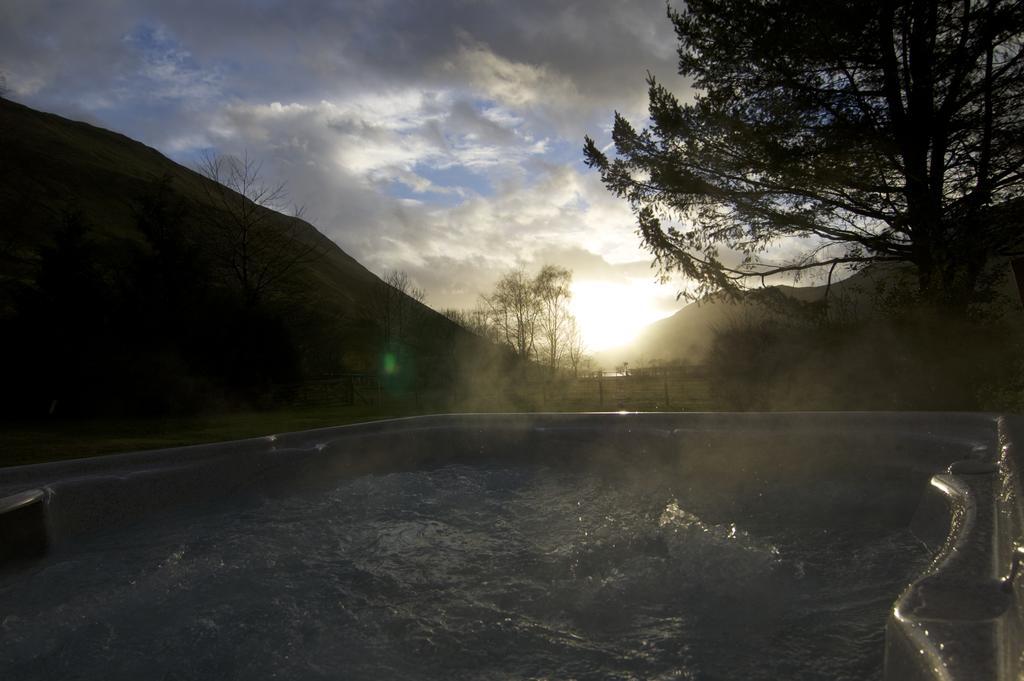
[0,0,694,351]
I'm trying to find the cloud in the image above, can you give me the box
[443,33,580,110]
[0,0,696,321]
[340,163,675,313]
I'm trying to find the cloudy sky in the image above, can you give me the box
[0,0,693,350]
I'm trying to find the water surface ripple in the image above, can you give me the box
[0,464,929,680]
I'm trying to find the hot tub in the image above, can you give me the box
[1,412,1021,680]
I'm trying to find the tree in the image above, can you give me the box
[485,268,542,359]
[368,269,426,350]
[441,307,469,327]
[565,315,586,377]
[443,304,502,343]
[584,0,1024,312]
[482,266,582,368]
[14,210,113,414]
[197,150,321,309]
[128,176,208,325]
[535,265,573,372]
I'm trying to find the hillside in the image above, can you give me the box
[595,269,878,368]
[1,98,396,315]
[0,98,482,416]
[598,263,1021,369]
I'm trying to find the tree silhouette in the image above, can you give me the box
[585,0,1024,311]
[368,269,426,350]
[197,151,322,309]
[129,176,208,327]
[535,265,572,372]
[443,305,500,343]
[565,315,586,378]
[15,210,112,414]
[481,266,581,371]
[485,269,540,360]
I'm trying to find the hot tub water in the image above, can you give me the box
[1,462,930,680]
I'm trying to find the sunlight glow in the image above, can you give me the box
[570,279,676,353]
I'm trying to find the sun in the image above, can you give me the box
[569,279,676,353]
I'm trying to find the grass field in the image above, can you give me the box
[0,403,439,468]
[0,375,718,467]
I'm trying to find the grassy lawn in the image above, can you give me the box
[0,377,718,468]
[0,403,441,468]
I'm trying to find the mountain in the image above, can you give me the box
[1,98,390,313]
[0,98,481,416]
[596,262,1022,370]
[595,269,873,368]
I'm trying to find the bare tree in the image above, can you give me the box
[442,305,486,330]
[565,315,585,378]
[196,150,321,309]
[485,269,541,360]
[369,269,426,349]
[469,303,500,342]
[394,271,427,349]
[535,265,572,373]
[481,265,581,367]
[441,307,469,327]
[444,303,502,344]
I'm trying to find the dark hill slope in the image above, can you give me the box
[597,265,1023,410]
[596,268,893,368]
[0,98,382,312]
[0,98,483,415]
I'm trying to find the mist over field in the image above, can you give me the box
[0,0,1021,459]
[2,5,1024,681]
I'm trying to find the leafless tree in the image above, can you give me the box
[196,150,321,308]
[441,307,469,327]
[368,269,426,349]
[444,304,502,344]
[565,315,585,378]
[485,268,541,360]
[535,265,572,373]
[482,265,581,367]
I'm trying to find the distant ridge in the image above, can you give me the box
[594,265,922,369]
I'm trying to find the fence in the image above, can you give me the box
[269,367,715,412]
[481,369,713,411]
[268,374,381,408]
